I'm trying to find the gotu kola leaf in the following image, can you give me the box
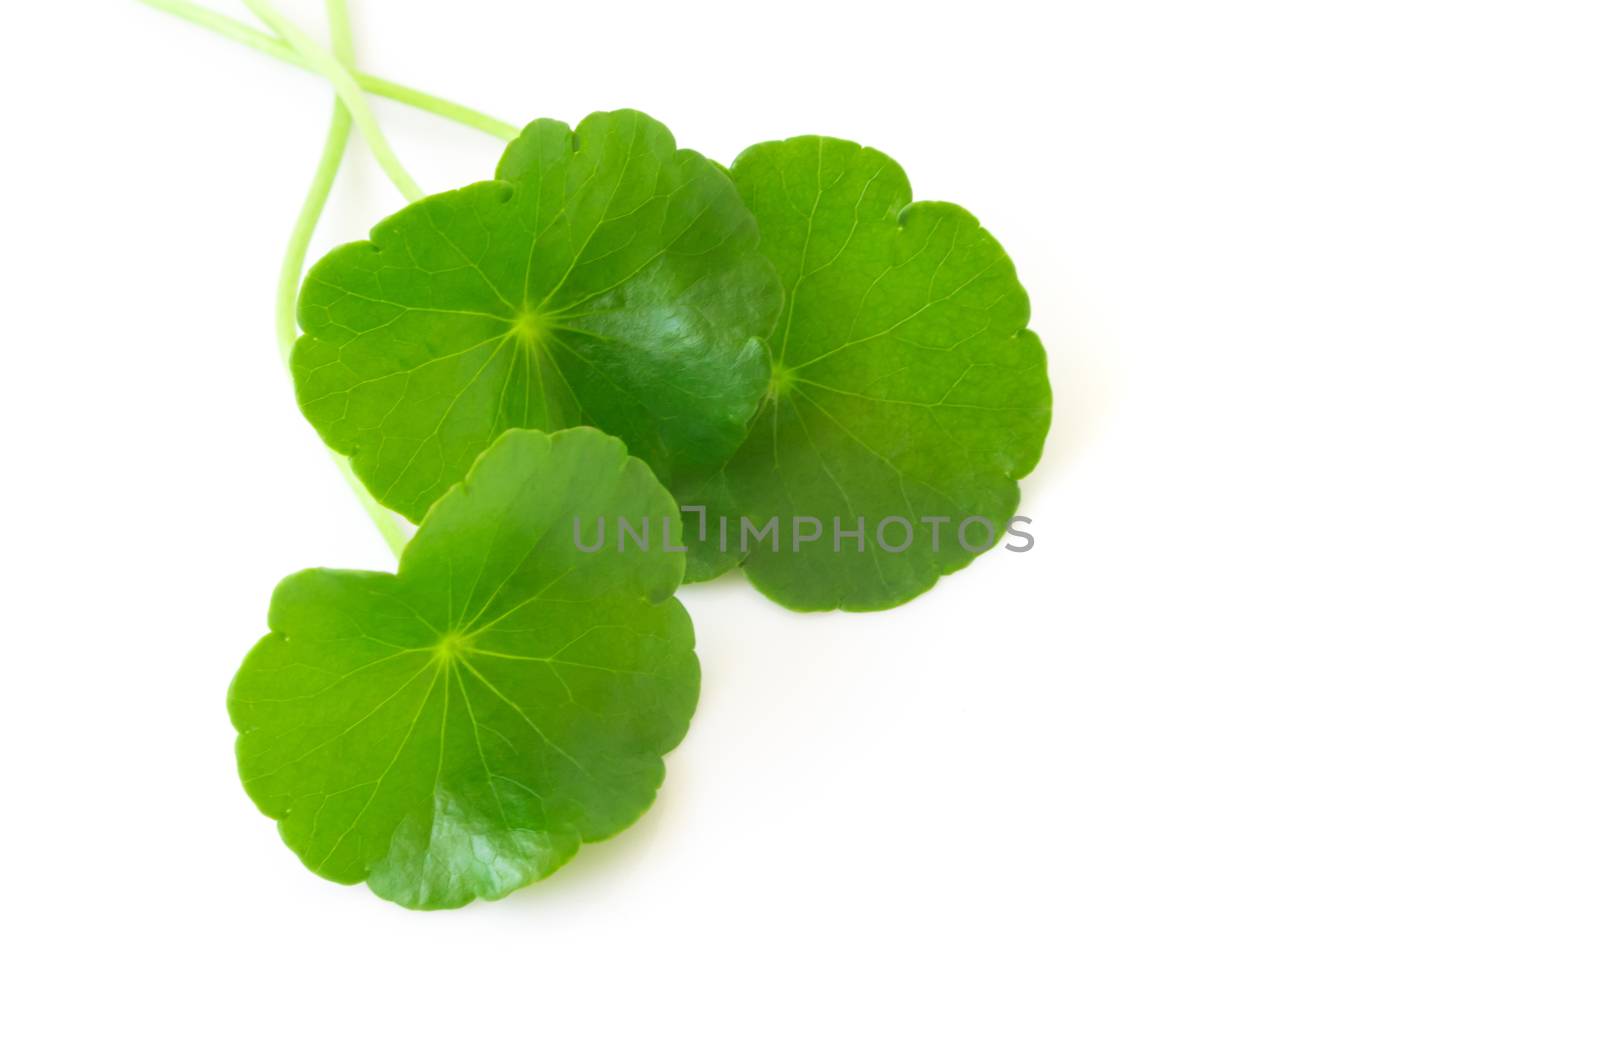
[229,427,697,909]
[683,136,1052,609]
[292,109,783,524]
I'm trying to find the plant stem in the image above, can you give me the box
[138,0,519,142]
[272,119,346,367]
[138,0,516,141]
[270,0,409,560]
[325,0,359,124]
[244,0,423,201]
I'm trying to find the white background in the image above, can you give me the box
[4,1,1597,1053]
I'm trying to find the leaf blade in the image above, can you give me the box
[293,110,782,523]
[230,428,698,909]
[691,136,1051,610]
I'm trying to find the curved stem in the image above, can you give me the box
[331,453,410,559]
[273,115,347,367]
[326,0,358,104]
[137,0,519,141]
[270,0,409,559]
[245,0,424,201]
[361,74,521,143]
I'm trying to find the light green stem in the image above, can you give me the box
[245,0,423,201]
[137,0,519,141]
[273,94,345,361]
[271,0,409,559]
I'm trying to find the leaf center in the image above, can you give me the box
[768,362,797,400]
[433,629,475,663]
[510,307,549,352]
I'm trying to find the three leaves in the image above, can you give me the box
[241,109,1050,907]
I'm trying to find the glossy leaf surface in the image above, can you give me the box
[687,136,1051,608]
[293,109,782,523]
[230,428,698,908]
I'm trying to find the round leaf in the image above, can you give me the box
[689,136,1052,609]
[293,109,782,523]
[229,428,698,909]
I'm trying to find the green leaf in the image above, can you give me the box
[229,428,698,909]
[292,109,783,524]
[686,136,1052,609]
